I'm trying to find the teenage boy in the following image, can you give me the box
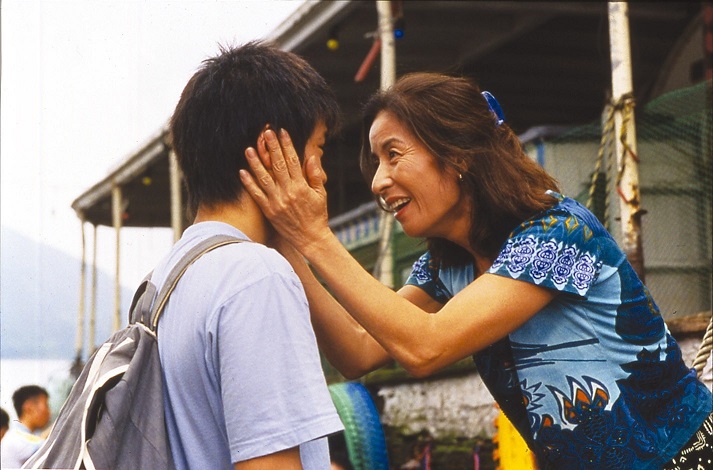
[0,385,50,468]
[156,42,344,469]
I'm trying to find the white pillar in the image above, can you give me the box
[169,150,183,243]
[75,218,86,360]
[377,0,396,90]
[374,0,396,288]
[89,224,98,353]
[112,185,123,331]
[608,1,645,279]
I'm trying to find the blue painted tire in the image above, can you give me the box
[329,382,389,470]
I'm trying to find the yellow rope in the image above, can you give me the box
[614,93,639,205]
[588,93,637,228]
[693,315,713,379]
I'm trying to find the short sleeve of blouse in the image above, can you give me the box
[487,211,603,298]
[404,252,451,303]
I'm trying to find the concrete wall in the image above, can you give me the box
[377,373,497,439]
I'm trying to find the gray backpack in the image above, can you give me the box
[23,235,243,469]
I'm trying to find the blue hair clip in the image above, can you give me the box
[481,91,505,126]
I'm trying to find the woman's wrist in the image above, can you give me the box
[300,229,341,265]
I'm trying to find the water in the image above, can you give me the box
[0,358,74,422]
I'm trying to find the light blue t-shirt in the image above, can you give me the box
[406,192,711,469]
[155,222,343,469]
[0,422,44,468]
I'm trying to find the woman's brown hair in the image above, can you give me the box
[360,72,560,268]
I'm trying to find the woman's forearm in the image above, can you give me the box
[301,234,550,377]
[279,244,392,378]
[300,232,446,377]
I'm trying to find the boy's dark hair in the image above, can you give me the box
[12,385,48,418]
[170,41,341,214]
[0,407,9,428]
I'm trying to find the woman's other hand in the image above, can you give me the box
[240,128,332,254]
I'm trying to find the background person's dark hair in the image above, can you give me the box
[0,407,9,428]
[360,72,560,269]
[170,41,341,215]
[12,385,48,419]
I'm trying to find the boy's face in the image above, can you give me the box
[302,120,328,184]
[23,394,50,431]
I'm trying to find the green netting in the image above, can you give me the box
[530,81,712,320]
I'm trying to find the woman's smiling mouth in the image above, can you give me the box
[386,197,411,214]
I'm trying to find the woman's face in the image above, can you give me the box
[368,111,470,241]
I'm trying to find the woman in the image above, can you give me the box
[240,73,712,469]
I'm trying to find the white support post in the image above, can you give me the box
[608,1,645,279]
[169,150,183,242]
[89,224,98,353]
[75,218,86,361]
[112,185,123,331]
[378,0,396,90]
[373,0,396,288]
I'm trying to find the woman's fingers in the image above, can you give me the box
[244,129,305,211]
[276,129,303,178]
[263,129,292,185]
[244,147,268,185]
[242,147,273,208]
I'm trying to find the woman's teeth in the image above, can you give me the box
[389,198,411,212]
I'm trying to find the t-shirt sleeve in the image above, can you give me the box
[404,251,451,303]
[215,269,343,463]
[487,212,603,298]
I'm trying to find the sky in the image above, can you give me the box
[1,0,305,305]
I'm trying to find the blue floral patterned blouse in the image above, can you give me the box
[405,191,711,469]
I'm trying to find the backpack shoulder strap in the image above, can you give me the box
[128,272,155,326]
[148,234,247,331]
